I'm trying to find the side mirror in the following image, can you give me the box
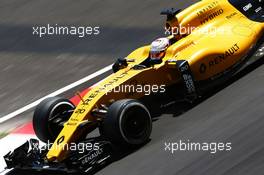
[112,58,128,73]
[117,58,128,66]
[160,8,182,21]
[161,8,182,35]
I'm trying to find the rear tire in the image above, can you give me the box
[100,99,152,145]
[33,97,75,143]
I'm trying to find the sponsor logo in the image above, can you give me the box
[200,9,224,24]
[197,1,219,17]
[177,61,196,94]
[255,6,262,13]
[243,3,252,12]
[209,43,240,67]
[182,74,196,94]
[226,12,238,19]
[81,148,103,165]
[73,72,129,115]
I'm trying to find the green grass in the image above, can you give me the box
[0,132,8,139]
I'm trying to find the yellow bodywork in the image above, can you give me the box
[47,0,264,161]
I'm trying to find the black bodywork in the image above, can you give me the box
[4,138,114,174]
[229,0,264,22]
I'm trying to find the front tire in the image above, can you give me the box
[33,97,75,143]
[100,99,152,145]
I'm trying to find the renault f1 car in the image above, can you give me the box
[4,0,264,173]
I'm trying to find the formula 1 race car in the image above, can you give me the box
[4,0,264,173]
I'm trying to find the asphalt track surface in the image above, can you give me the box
[1,0,264,175]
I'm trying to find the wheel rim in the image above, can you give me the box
[48,101,75,139]
[121,105,151,142]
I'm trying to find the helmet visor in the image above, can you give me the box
[150,51,165,59]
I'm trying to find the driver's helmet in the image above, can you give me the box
[150,38,170,60]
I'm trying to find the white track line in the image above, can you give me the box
[0,64,112,124]
[0,168,12,175]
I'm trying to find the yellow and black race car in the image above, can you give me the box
[4,0,264,173]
